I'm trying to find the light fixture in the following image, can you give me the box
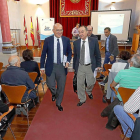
[37,4,42,6]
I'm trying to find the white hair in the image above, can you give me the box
[9,57,18,66]
[131,54,140,68]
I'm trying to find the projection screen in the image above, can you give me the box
[91,10,132,41]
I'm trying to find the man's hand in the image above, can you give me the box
[65,62,69,68]
[96,67,102,71]
[40,69,45,75]
[109,56,114,62]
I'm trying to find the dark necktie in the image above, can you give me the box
[57,38,61,64]
[80,41,85,65]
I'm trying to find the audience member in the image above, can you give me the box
[87,25,98,39]
[100,51,131,102]
[72,23,80,39]
[0,56,37,114]
[110,54,140,101]
[21,49,40,84]
[73,26,101,106]
[114,86,140,140]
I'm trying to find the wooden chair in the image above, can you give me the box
[100,64,112,77]
[0,62,3,70]
[111,86,136,140]
[1,85,31,128]
[28,72,40,103]
[0,106,15,139]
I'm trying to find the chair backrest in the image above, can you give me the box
[1,85,26,104]
[104,64,112,72]
[118,87,135,104]
[28,72,38,83]
[0,62,3,70]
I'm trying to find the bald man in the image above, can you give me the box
[40,23,72,111]
[0,56,37,111]
[87,25,98,39]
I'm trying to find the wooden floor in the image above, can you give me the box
[3,46,135,140]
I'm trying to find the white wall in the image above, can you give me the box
[134,0,140,25]
[98,0,137,38]
[7,0,50,46]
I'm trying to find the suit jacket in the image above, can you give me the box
[90,34,98,39]
[73,37,101,73]
[0,66,35,99]
[20,61,40,84]
[105,34,119,56]
[40,35,72,76]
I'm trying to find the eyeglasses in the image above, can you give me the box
[56,29,63,32]
[87,30,92,31]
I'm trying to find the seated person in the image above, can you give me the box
[114,86,140,140]
[20,49,40,84]
[87,25,98,39]
[0,56,37,103]
[110,54,140,102]
[101,51,131,102]
[72,23,80,39]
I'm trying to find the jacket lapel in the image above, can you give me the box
[62,36,65,55]
[78,39,81,56]
[88,37,92,58]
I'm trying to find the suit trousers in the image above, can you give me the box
[77,63,96,102]
[46,63,66,106]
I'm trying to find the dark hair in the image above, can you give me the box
[80,25,87,31]
[104,27,111,32]
[119,51,131,60]
[76,23,80,26]
[22,49,33,61]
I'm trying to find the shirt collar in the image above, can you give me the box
[54,35,61,40]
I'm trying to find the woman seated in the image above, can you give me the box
[21,49,40,84]
[101,51,131,102]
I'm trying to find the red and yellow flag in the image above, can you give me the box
[24,15,28,48]
[37,17,41,48]
[30,17,35,46]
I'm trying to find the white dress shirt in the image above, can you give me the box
[54,35,63,64]
[81,37,91,64]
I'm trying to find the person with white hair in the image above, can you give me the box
[0,56,37,115]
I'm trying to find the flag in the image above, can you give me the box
[30,16,35,46]
[24,15,28,48]
[37,17,41,48]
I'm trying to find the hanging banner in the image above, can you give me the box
[40,18,54,40]
[60,0,91,17]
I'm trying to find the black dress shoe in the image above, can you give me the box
[52,95,56,101]
[88,94,93,99]
[77,101,85,106]
[56,105,63,111]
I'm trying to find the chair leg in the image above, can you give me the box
[8,123,16,140]
[42,81,46,93]
[36,87,40,103]
[25,104,30,128]
[123,128,130,140]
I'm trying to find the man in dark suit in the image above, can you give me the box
[103,27,119,66]
[73,26,101,106]
[87,25,98,39]
[40,23,72,111]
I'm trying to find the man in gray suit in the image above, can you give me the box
[73,26,101,106]
[103,27,119,66]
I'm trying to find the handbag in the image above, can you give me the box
[73,73,87,94]
[73,73,77,93]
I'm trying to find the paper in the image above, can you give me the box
[0,85,1,92]
[94,68,98,78]
[108,69,111,72]
[63,55,67,66]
